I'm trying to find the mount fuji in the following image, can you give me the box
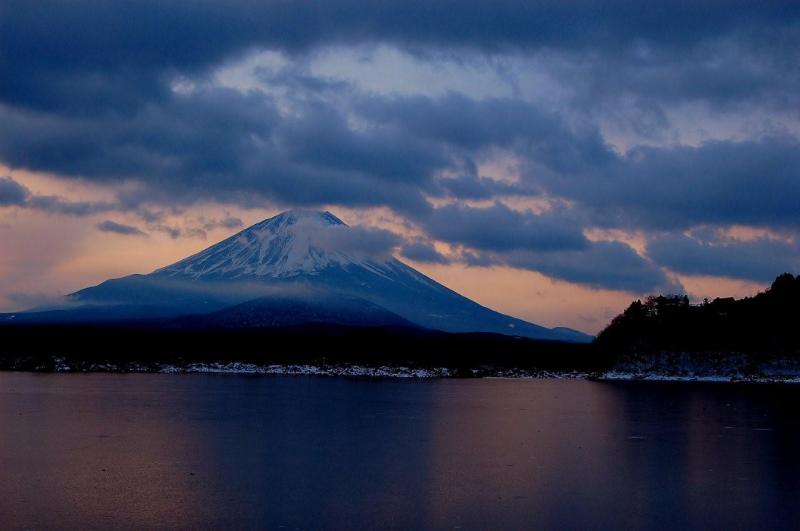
[9,210,591,342]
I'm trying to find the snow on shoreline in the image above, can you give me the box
[161,364,800,383]
[29,358,799,382]
[159,362,453,378]
[599,371,800,384]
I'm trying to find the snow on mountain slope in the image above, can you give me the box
[156,210,377,279]
[18,210,592,342]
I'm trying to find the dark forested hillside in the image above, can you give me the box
[596,273,800,354]
[0,323,601,374]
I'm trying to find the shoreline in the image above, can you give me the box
[3,359,799,384]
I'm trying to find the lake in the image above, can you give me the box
[1,373,799,530]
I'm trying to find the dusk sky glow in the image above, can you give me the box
[1,1,799,333]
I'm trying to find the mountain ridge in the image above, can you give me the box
[8,210,592,343]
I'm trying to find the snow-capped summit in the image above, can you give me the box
[157,209,377,279]
[14,209,593,342]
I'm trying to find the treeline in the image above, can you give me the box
[0,323,603,373]
[596,273,800,354]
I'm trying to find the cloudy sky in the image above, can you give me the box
[1,1,799,333]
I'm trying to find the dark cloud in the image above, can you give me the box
[279,101,447,185]
[533,135,800,230]
[201,216,244,231]
[547,36,800,129]
[400,240,450,264]
[150,215,247,241]
[647,233,800,282]
[441,239,676,294]
[2,78,798,297]
[2,68,797,230]
[159,226,181,239]
[409,203,676,292]
[0,87,280,183]
[3,1,796,87]
[431,174,535,201]
[27,195,117,216]
[3,0,797,119]
[183,227,209,239]
[149,225,198,240]
[422,202,588,253]
[357,92,616,175]
[0,176,30,206]
[504,241,679,294]
[459,249,497,268]
[311,224,402,260]
[0,176,118,216]
[0,88,437,216]
[1,1,799,295]
[354,92,616,181]
[96,220,147,236]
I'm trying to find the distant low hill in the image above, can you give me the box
[596,273,800,354]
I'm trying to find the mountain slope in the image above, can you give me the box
[11,210,592,342]
[169,291,415,329]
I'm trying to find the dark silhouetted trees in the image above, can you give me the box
[596,273,800,354]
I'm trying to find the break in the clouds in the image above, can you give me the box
[1,0,799,295]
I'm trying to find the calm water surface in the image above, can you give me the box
[1,373,799,530]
